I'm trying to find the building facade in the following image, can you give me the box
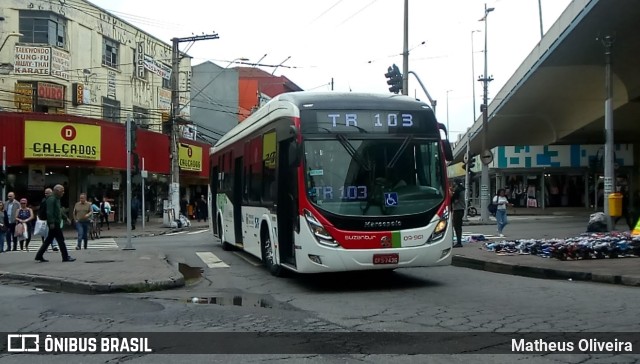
[0,0,206,219]
[190,61,239,144]
[449,144,637,211]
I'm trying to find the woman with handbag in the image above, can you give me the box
[0,201,7,252]
[15,198,34,251]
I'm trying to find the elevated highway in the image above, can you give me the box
[454,0,640,162]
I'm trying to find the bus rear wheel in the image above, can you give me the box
[261,237,283,277]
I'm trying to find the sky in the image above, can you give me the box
[88,0,572,141]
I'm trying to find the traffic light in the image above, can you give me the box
[129,121,138,152]
[0,171,5,187]
[466,158,476,171]
[384,64,403,94]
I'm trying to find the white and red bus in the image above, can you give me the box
[210,92,454,276]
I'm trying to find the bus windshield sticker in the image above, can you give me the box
[309,169,324,176]
[384,192,399,207]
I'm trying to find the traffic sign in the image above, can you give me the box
[480,149,494,165]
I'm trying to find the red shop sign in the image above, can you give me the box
[37,82,64,107]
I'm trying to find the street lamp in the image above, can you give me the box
[478,3,495,222]
[445,89,453,138]
[0,32,23,53]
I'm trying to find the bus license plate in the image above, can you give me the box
[373,254,399,265]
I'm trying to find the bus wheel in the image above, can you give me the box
[261,236,283,277]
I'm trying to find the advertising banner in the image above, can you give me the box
[178,143,202,172]
[24,121,101,161]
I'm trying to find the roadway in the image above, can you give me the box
[1,224,638,363]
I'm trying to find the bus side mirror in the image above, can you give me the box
[443,140,454,161]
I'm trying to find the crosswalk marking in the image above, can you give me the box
[187,229,209,235]
[165,231,187,236]
[85,238,118,249]
[196,252,229,268]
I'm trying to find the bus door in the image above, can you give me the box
[233,157,243,244]
[277,139,297,266]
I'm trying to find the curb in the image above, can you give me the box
[451,255,640,287]
[0,271,185,294]
[91,227,189,240]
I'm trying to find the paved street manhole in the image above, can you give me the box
[85,260,119,264]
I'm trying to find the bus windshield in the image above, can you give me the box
[304,137,445,217]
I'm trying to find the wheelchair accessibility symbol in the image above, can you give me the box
[384,192,398,207]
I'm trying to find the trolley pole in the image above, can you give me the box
[402,0,409,95]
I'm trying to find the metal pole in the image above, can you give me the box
[169,37,181,225]
[445,90,452,136]
[463,133,471,221]
[464,30,478,221]
[538,0,544,39]
[2,146,5,200]
[479,3,494,223]
[602,35,615,230]
[402,0,409,95]
[141,157,145,232]
[407,71,437,113]
[124,116,134,250]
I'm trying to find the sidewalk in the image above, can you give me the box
[453,215,640,287]
[0,217,210,293]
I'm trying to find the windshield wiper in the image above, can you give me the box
[387,136,412,169]
[335,134,371,172]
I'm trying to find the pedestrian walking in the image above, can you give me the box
[5,192,20,251]
[72,193,92,249]
[99,196,111,230]
[196,195,208,222]
[451,182,465,247]
[493,188,513,238]
[38,188,58,252]
[34,184,75,262]
[15,198,34,251]
[0,201,7,253]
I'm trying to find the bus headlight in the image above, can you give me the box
[428,205,449,242]
[304,209,339,247]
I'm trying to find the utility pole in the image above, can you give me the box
[169,33,219,226]
[141,157,146,232]
[123,115,134,250]
[402,0,409,95]
[479,4,495,223]
[331,78,334,91]
[602,35,615,231]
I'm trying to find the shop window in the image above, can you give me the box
[103,37,119,69]
[19,10,66,48]
[102,97,120,122]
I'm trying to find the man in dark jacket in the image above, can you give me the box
[34,184,75,262]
